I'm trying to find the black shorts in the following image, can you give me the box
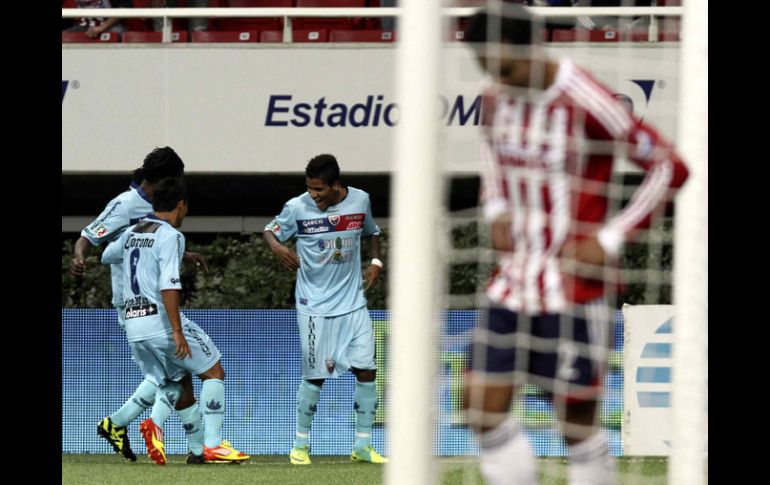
[468,301,612,396]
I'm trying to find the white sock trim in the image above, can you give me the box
[479,418,517,451]
[570,431,609,463]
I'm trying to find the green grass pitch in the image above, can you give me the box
[63,454,668,485]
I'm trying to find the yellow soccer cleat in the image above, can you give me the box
[289,445,312,465]
[351,446,389,464]
[139,418,167,465]
[97,417,137,462]
[203,440,250,464]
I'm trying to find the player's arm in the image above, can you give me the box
[161,289,190,359]
[363,234,381,291]
[263,230,299,272]
[159,230,190,359]
[590,120,689,263]
[477,90,515,253]
[479,134,515,253]
[183,251,208,272]
[263,205,300,271]
[72,200,130,276]
[71,236,95,278]
[362,197,383,291]
[101,235,126,265]
[565,85,689,264]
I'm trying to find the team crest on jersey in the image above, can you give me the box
[270,223,281,234]
[328,214,340,225]
[94,224,108,237]
[325,359,336,374]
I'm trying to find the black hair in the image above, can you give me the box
[131,146,185,184]
[151,177,187,212]
[305,154,341,187]
[464,5,540,46]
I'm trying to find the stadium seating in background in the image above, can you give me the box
[192,30,259,42]
[62,31,121,43]
[259,28,327,43]
[449,16,469,42]
[293,0,367,32]
[215,0,293,33]
[131,0,178,32]
[122,31,189,42]
[550,29,577,42]
[329,29,394,43]
[259,30,283,42]
[291,29,329,43]
[590,29,620,42]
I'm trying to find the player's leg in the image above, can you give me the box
[195,361,248,463]
[106,379,157,428]
[97,307,155,462]
[290,378,323,465]
[182,319,248,463]
[129,338,177,465]
[464,307,538,485]
[562,399,616,485]
[290,313,328,465]
[347,308,387,464]
[139,372,201,466]
[139,379,182,465]
[550,302,616,485]
[170,373,206,464]
[97,378,156,462]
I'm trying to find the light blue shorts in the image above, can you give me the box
[117,306,126,329]
[129,318,221,387]
[298,306,376,379]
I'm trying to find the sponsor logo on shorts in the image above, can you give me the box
[325,359,335,374]
[187,326,212,358]
[307,316,316,369]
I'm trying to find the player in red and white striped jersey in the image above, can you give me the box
[462,6,688,485]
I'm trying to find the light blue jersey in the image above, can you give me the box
[81,182,154,308]
[102,215,185,343]
[265,186,380,316]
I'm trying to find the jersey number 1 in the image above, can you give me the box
[130,248,141,296]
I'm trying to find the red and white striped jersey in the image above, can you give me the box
[480,57,689,315]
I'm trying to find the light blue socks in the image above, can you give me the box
[178,403,205,455]
[149,381,183,430]
[201,378,225,448]
[294,380,321,449]
[353,381,378,451]
[109,378,157,427]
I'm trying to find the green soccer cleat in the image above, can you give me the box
[351,445,389,464]
[97,417,137,462]
[289,445,312,465]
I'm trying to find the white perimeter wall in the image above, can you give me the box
[62,43,680,174]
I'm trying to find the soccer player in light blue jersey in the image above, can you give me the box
[70,147,207,464]
[102,177,250,465]
[263,154,387,465]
